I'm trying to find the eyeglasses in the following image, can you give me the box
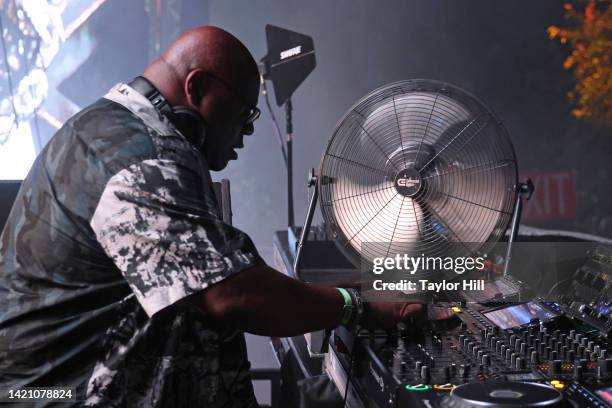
[207,72,261,126]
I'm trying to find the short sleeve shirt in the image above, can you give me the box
[0,83,263,407]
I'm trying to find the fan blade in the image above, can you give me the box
[330,184,426,262]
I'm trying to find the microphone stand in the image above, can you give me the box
[286,99,294,229]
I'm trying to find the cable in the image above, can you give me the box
[342,326,363,408]
[545,276,573,299]
[260,75,287,168]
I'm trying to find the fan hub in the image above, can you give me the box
[394,168,423,197]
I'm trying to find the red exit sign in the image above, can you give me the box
[521,170,576,222]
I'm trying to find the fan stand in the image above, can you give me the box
[294,172,535,283]
[503,179,535,277]
[293,169,318,280]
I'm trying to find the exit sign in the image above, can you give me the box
[520,170,576,222]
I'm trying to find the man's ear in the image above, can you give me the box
[184,69,208,107]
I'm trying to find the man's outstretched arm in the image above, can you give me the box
[199,263,424,337]
[199,263,345,336]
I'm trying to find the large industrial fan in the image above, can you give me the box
[295,79,527,280]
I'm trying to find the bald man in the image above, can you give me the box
[0,27,427,407]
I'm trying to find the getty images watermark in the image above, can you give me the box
[369,253,486,292]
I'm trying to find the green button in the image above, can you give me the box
[405,384,431,391]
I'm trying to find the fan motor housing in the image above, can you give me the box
[394,168,423,197]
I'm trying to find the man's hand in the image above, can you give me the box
[362,301,424,331]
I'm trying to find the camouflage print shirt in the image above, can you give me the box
[0,83,263,407]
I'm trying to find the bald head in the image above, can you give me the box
[143,26,261,171]
[145,26,259,107]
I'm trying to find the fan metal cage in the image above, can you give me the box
[319,79,518,270]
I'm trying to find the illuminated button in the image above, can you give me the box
[452,306,462,313]
[549,380,565,390]
[405,384,431,391]
[433,383,456,391]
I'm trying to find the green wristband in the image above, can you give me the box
[337,287,354,325]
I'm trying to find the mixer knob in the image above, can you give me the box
[599,358,612,376]
[495,340,502,353]
[505,349,512,362]
[574,365,583,381]
[509,334,516,345]
[415,361,422,371]
[551,350,558,360]
[483,354,491,366]
[480,329,486,340]
[459,335,465,347]
[477,350,483,361]
[460,364,470,378]
[530,350,539,364]
[601,349,608,359]
[500,345,507,357]
[575,333,582,343]
[545,346,552,359]
[578,345,585,359]
[543,334,550,345]
[567,349,575,362]
[520,343,526,356]
[594,345,601,354]
[587,341,594,351]
[528,335,535,346]
[443,365,451,381]
[580,337,588,347]
[489,336,496,348]
[421,365,431,383]
[393,357,407,374]
[514,338,521,350]
[569,329,575,339]
[559,334,566,344]
[516,357,525,370]
[510,352,517,366]
[549,359,563,375]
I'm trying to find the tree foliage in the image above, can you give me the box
[548,1,612,124]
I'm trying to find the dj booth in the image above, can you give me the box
[271,228,612,408]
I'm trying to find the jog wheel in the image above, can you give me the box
[445,382,566,407]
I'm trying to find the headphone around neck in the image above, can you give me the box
[128,76,207,152]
